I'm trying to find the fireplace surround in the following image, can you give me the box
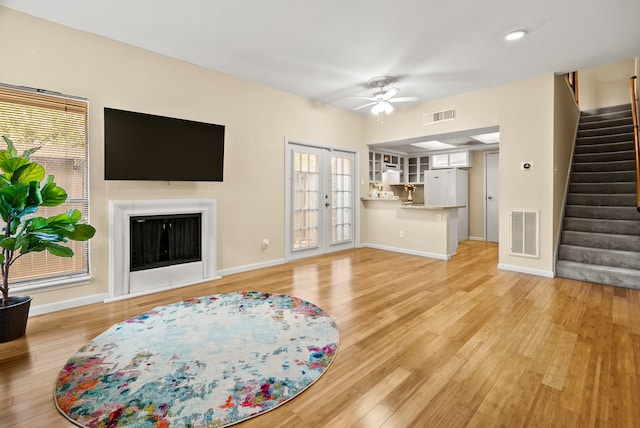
[108,199,218,301]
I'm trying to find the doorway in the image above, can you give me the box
[485,151,499,242]
[285,141,358,260]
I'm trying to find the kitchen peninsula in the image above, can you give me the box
[360,198,464,259]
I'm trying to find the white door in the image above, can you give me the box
[485,151,499,242]
[286,142,356,260]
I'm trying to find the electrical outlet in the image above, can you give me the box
[262,238,270,249]
[399,231,404,238]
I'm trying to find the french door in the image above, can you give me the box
[285,142,357,260]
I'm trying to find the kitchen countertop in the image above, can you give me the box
[400,204,465,210]
[361,198,463,209]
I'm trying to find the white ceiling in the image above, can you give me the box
[2,0,639,117]
[2,1,640,155]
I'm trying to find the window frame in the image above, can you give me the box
[0,83,92,293]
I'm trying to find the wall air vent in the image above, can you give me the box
[509,209,539,258]
[423,108,455,125]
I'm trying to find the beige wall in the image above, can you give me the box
[579,58,636,110]
[553,75,580,254]
[363,75,556,275]
[0,8,365,306]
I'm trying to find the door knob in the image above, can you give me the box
[488,196,494,200]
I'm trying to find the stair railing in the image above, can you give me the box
[568,71,579,104]
[631,76,640,212]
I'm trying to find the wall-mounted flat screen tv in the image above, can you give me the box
[104,107,225,181]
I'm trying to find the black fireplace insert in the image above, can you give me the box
[130,213,202,272]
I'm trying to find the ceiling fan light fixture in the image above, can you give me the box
[371,100,394,115]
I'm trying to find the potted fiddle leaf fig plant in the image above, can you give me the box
[0,136,95,342]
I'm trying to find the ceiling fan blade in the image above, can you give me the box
[382,87,399,100]
[352,96,377,101]
[389,96,419,103]
[353,101,378,111]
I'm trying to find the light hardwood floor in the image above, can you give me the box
[2,241,640,427]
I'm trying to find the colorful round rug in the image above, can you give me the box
[54,291,339,427]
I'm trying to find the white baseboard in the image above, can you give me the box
[361,243,452,260]
[218,258,286,276]
[30,293,110,317]
[498,263,554,278]
[468,236,485,241]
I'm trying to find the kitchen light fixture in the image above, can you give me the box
[471,131,500,144]
[505,30,526,41]
[410,140,457,150]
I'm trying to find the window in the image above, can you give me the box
[0,85,90,288]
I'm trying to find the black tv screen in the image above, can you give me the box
[104,108,225,181]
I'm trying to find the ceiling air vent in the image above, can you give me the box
[423,108,455,125]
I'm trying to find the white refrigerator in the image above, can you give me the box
[424,168,468,242]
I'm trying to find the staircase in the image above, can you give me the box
[556,103,640,288]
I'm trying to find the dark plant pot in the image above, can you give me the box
[0,296,32,343]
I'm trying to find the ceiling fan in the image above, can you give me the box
[353,76,419,115]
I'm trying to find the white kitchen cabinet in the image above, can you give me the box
[430,151,473,169]
[369,150,404,182]
[406,156,430,183]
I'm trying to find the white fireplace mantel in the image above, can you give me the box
[107,199,219,302]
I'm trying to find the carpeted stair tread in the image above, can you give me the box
[581,104,632,115]
[563,217,640,235]
[575,141,636,154]
[574,150,636,163]
[570,170,636,183]
[567,193,637,206]
[579,117,634,130]
[558,245,640,270]
[556,260,640,289]
[561,230,640,252]
[569,182,636,194]
[572,159,635,172]
[576,132,635,145]
[577,124,634,138]
[565,205,640,220]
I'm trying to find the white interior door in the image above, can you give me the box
[485,151,499,242]
[286,142,356,260]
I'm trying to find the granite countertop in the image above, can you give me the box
[360,197,401,201]
[399,204,466,210]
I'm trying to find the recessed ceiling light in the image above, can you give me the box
[471,132,500,144]
[505,30,526,41]
[410,140,457,150]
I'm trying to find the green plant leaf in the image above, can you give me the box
[12,162,45,185]
[23,181,43,212]
[2,136,18,157]
[47,209,81,226]
[0,184,29,210]
[68,223,96,241]
[0,237,16,250]
[40,176,67,207]
[21,146,41,159]
[0,157,30,179]
[44,242,74,257]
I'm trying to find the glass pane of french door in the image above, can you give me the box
[292,149,320,250]
[330,154,353,245]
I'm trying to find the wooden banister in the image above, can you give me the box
[631,76,640,212]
